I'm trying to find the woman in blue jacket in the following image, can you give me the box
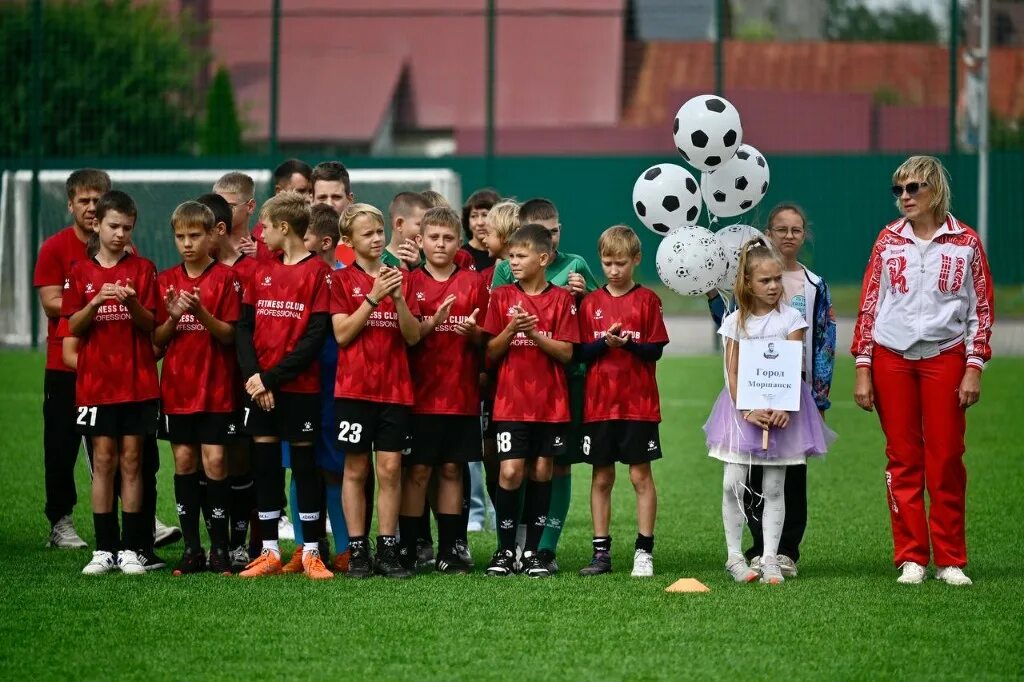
[707,203,836,578]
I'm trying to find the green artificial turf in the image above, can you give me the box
[1,352,1021,679]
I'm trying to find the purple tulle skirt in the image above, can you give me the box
[703,383,836,464]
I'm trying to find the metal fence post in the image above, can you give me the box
[29,0,43,349]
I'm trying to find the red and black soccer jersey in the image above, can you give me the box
[33,226,90,372]
[453,249,476,271]
[60,253,159,407]
[250,223,277,261]
[579,285,669,422]
[482,283,581,423]
[480,264,496,293]
[331,264,421,405]
[243,254,331,394]
[157,262,242,414]
[408,266,489,415]
[226,253,260,301]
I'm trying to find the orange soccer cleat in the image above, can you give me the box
[281,547,305,574]
[302,549,334,580]
[332,549,351,573]
[239,548,283,577]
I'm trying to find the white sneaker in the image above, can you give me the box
[47,515,88,549]
[630,549,654,577]
[759,555,785,584]
[935,566,973,586]
[777,554,798,578]
[278,515,295,541]
[82,551,117,575]
[466,521,484,533]
[117,549,146,575]
[153,517,182,548]
[725,553,758,583]
[750,555,762,572]
[897,561,927,585]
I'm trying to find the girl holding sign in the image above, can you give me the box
[704,240,834,584]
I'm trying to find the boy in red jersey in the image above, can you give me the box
[332,203,421,578]
[235,191,333,579]
[576,226,668,578]
[34,169,110,548]
[402,207,489,574]
[154,202,243,576]
[61,190,159,576]
[481,224,580,577]
[199,190,263,570]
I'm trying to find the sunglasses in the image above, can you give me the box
[891,181,929,198]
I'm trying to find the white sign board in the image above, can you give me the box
[736,339,803,412]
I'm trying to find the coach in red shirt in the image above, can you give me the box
[32,169,111,549]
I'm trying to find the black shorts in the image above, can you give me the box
[241,392,320,442]
[583,420,662,467]
[408,415,482,467]
[159,412,234,446]
[555,373,587,466]
[492,422,566,462]
[334,398,411,454]
[75,400,159,438]
[480,399,495,439]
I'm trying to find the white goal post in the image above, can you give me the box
[0,167,461,347]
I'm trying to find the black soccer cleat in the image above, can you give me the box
[346,544,374,579]
[172,546,207,576]
[521,551,551,578]
[208,547,232,576]
[579,551,612,576]
[229,545,250,573]
[137,547,167,571]
[375,545,414,579]
[415,539,435,570]
[485,549,516,577]
[436,548,472,575]
[537,548,559,575]
[454,538,474,570]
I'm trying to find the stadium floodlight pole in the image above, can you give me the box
[29,0,43,350]
[485,0,497,187]
[269,0,281,163]
[714,0,725,96]
[948,0,959,156]
[978,0,990,248]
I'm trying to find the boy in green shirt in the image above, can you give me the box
[490,198,597,573]
[382,192,429,269]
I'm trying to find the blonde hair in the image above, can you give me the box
[420,190,451,209]
[260,191,311,237]
[212,172,255,200]
[734,237,783,335]
[892,155,951,223]
[421,207,461,236]
[487,201,521,244]
[598,225,641,258]
[171,201,216,233]
[339,202,385,239]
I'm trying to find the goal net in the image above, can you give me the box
[0,167,461,346]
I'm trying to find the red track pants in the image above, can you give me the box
[872,345,968,568]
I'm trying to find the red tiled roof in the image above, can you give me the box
[204,0,624,142]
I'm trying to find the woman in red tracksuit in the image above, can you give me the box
[852,155,994,587]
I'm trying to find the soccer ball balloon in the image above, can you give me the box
[701,144,771,218]
[714,224,763,291]
[631,163,702,236]
[655,226,728,297]
[673,95,743,173]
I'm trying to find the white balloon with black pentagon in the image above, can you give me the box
[631,163,702,236]
[701,144,771,218]
[655,226,728,297]
[714,224,763,291]
[672,95,743,173]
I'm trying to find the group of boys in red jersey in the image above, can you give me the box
[38,160,671,580]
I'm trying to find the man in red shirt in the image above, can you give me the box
[481,224,580,578]
[33,169,110,548]
[310,161,357,267]
[154,201,243,576]
[235,192,333,579]
[403,207,489,573]
[576,226,668,579]
[332,203,421,579]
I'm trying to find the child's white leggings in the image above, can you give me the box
[722,463,786,558]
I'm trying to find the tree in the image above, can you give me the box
[201,67,244,155]
[0,0,205,157]
[825,0,942,43]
